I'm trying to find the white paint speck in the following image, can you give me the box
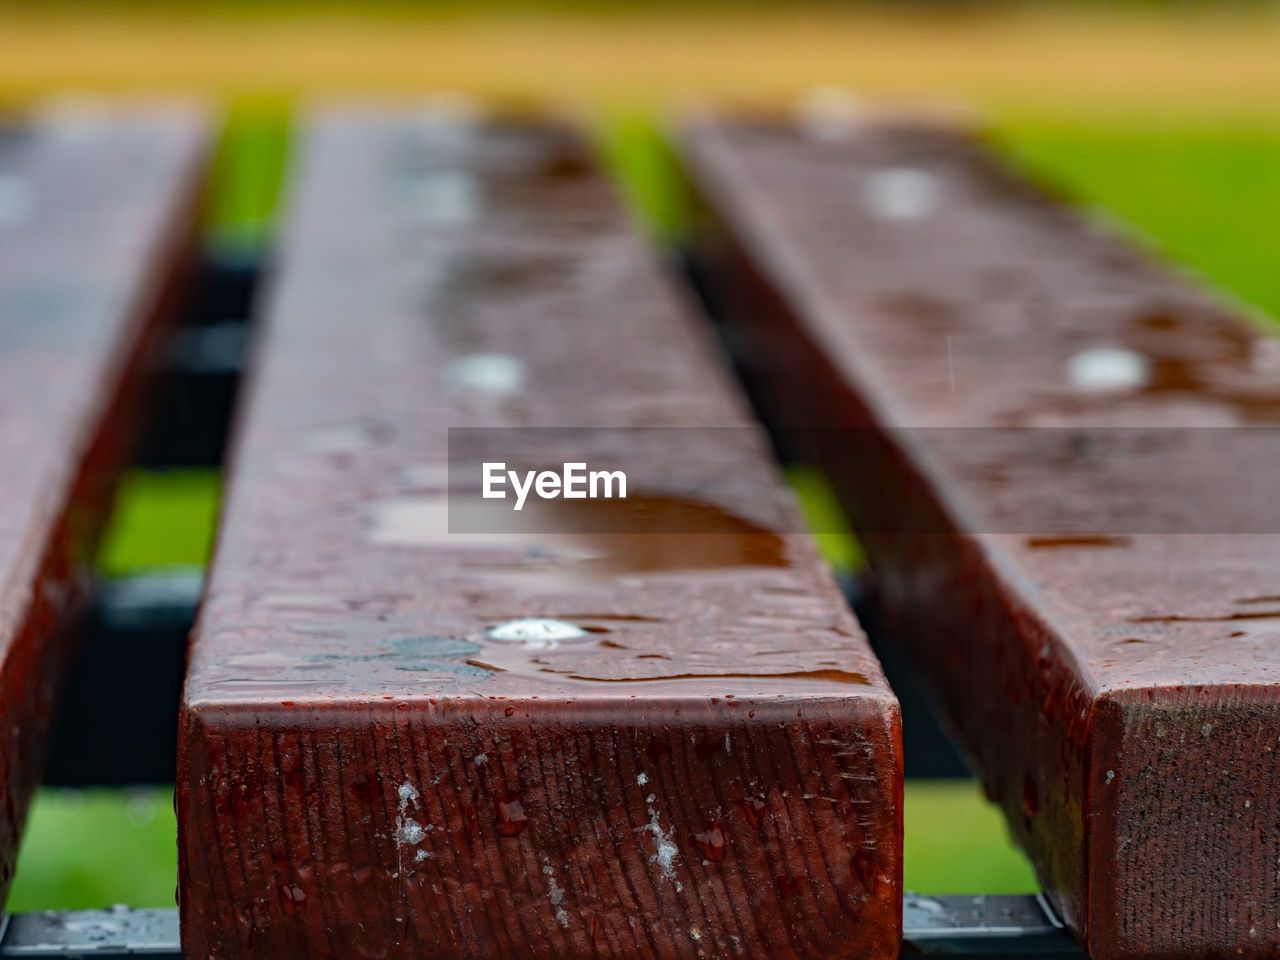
[1202,723,1214,737]
[690,927,701,942]
[866,167,940,221]
[395,781,425,874]
[1066,347,1151,393]
[396,817,426,845]
[636,772,649,786]
[1105,769,1115,785]
[542,864,570,926]
[474,753,488,766]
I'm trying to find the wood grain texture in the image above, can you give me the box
[178,110,901,960]
[0,104,207,909]
[680,114,1280,960]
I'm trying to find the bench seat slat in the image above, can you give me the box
[680,114,1280,960]
[178,110,901,960]
[0,104,207,907]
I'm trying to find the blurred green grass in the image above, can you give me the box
[96,469,222,577]
[995,117,1280,323]
[12,108,1280,911]
[7,789,178,911]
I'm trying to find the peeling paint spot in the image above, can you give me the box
[396,818,426,845]
[638,804,679,880]
[395,780,426,875]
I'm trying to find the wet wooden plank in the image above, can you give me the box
[680,113,1280,960]
[0,104,207,907]
[178,109,902,960]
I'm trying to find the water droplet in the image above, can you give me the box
[692,821,728,862]
[410,170,479,223]
[445,352,525,395]
[738,796,768,828]
[1253,337,1280,373]
[794,86,862,142]
[256,593,354,614]
[225,651,311,670]
[486,618,588,648]
[494,792,528,836]
[909,895,947,915]
[866,167,939,221]
[1066,346,1151,392]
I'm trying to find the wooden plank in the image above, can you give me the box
[680,113,1280,960]
[0,103,207,906]
[178,110,902,960]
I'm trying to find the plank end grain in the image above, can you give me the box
[178,110,902,960]
[1087,686,1280,960]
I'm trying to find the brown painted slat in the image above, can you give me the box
[0,104,207,906]
[177,110,901,960]
[680,114,1280,960]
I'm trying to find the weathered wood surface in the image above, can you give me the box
[178,110,901,960]
[0,104,206,907]
[681,114,1280,960]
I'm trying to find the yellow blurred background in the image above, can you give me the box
[0,3,1277,118]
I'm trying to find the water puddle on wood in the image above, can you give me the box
[367,490,790,594]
